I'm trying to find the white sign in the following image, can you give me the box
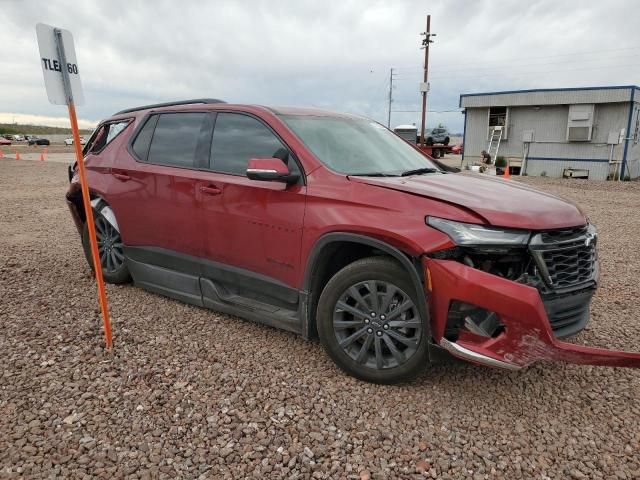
[36,23,84,105]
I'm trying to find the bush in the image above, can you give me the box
[494,156,507,168]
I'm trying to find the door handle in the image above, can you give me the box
[113,172,131,181]
[200,185,222,196]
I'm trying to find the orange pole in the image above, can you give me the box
[68,102,113,349]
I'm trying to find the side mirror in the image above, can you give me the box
[246,158,299,184]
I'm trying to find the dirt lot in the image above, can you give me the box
[1,158,639,479]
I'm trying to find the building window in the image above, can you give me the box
[488,107,508,140]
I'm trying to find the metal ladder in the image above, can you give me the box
[487,126,503,163]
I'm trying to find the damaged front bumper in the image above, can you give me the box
[425,258,640,369]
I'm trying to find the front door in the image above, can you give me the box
[198,112,306,289]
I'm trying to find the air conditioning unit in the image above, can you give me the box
[566,104,594,142]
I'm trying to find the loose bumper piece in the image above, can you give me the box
[425,258,640,370]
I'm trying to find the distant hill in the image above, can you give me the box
[0,123,93,135]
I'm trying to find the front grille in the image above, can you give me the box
[540,225,588,243]
[530,225,597,290]
[540,244,596,288]
[542,288,593,338]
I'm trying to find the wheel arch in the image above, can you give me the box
[302,233,431,347]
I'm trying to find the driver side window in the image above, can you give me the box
[210,113,299,176]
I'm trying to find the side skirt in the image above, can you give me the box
[124,247,305,335]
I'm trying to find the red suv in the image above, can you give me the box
[66,99,640,383]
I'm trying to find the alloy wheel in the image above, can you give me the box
[333,280,421,370]
[94,216,125,273]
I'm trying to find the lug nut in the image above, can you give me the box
[383,324,389,330]
[367,328,374,334]
[380,314,386,320]
[370,312,376,317]
[376,331,383,336]
[364,318,370,324]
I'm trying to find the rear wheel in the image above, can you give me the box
[82,203,130,284]
[426,137,434,146]
[317,257,429,384]
[443,136,450,146]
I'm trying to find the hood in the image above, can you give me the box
[350,173,586,230]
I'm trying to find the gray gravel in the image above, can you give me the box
[1,158,639,479]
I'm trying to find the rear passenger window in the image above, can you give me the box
[131,115,157,160]
[211,113,289,175]
[147,113,207,168]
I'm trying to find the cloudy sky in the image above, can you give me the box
[2,0,640,131]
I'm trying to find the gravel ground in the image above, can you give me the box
[1,158,639,479]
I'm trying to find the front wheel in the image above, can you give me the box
[317,257,429,384]
[82,203,130,284]
[443,136,450,146]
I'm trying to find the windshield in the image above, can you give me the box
[279,115,440,176]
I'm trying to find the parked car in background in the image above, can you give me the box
[28,137,50,146]
[0,137,12,146]
[65,99,640,384]
[450,143,464,155]
[65,137,87,146]
[425,127,450,146]
[12,134,25,142]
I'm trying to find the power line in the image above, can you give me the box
[404,52,640,74]
[430,61,640,80]
[392,44,640,72]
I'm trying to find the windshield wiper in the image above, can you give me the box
[349,172,400,177]
[400,167,439,177]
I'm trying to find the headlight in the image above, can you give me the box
[426,217,530,246]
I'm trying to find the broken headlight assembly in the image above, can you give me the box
[426,217,530,246]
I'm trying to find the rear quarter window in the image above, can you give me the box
[85,120,132,155]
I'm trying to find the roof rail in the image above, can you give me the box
[114,98,226,115]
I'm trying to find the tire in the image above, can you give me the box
[82,203,131,284]
[426,137,434,146]
[443,136,450,146]
[431,148,441,159]
[316,257,429,384]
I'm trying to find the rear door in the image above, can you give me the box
[108,111,213,259]
[197,112,306,288]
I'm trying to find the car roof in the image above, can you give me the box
[108,100,365,122]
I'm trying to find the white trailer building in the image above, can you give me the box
[459,85,640,180]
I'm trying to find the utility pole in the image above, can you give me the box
[387,67,397,128]
[419,15,435,146]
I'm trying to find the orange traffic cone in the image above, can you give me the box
[40,152,45,161]
[0,149,4,158]
[15,151,20,160]
[503,161,510,179]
